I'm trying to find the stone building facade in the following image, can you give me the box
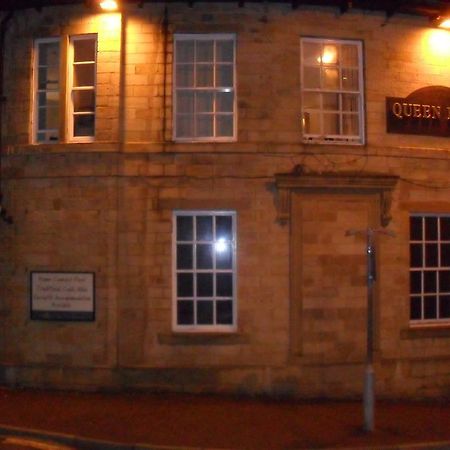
[0,1,449,398]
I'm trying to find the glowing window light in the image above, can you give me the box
[317,45,337,64]
[99,0,118,11]
[214,238,228,253]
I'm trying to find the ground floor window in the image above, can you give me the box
[410,214,450,323]
[173,211,237,331]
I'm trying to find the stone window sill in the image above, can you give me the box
[400,324,450,340]
[157,333,249,346]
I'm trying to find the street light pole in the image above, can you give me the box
[345,227,395,432]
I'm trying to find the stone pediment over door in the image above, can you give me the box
[274,168,399,227]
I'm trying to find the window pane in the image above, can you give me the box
[177,216,193,241]
[341,44,358,67]
[342,94,359,112]
[197,216,213,241]
[303,92,320,109]
[39,42,59,66]
[197,273,213,297]
[425,216,438,241]
[321,44,338,65]
[410,296,422,320]
[410,216,423,241]
[196,64,213,87]
[410,244,422,268]
[341,68,359,91]
[216,40,233,62]
[39,106,59,130]
[196,40,213,62]
[73,38,96,62]
[177,273,193,297]
[177,91,194,114]
[177,300,194,325]
[303,67,321,88]
[216,242,232,269]
[424,296,437,319]
[216,216,232,240]
[176,40,194,63]
[439,271,450,292]
[302,42,321,66]
[303,112,321,134]
[216,92,233,113]
[217,300,233,324]
[342,114,359,136]
[197,300,214,324]
[410,271,421,294]
[323,67,339,89]
[74,64,95,87]
[177,244,193,269]
[425,244,438,267]
[197,244,213,269]
[424,271,437,293]
[73,90,95,112]
[323,113,339,135]
[176,64,194,87]
[442,244,450,267]
[440,295,450,318]
[323,93,339,110]
[440,217,450,240]
[73,114,95,137]
[196,115,213,137]
[196,92,214,113]
[216,65,233,87]
[176,115,194,138]
[216,115,233,137]
[217,273,232,297]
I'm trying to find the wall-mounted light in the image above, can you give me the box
[432,14,450,29]
[99,0,119,11]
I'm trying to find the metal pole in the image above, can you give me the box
[345,227,394,433]
[364,229,376,432]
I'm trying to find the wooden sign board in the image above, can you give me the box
[30,271,95,321]
[386,86,450,137]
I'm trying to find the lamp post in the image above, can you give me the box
[345,227,395,432]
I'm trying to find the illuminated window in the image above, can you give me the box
[174,34,236,141]
[33,34,97,143]
[410,214,450,323]
[300,37,365,144]
[173,211,237,331]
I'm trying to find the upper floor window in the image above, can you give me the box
[33,34,97,143]
[300,37,364,144]
[174,34,236,142]
[410,214,450,323]
[173,211,237,332]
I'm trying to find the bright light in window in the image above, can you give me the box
[99,0,118,11]
[318,45,337,64]
[215,238,228,253]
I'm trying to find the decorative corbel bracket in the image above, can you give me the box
[274,170,398,227]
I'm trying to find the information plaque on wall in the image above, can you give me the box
[30,271,95,321]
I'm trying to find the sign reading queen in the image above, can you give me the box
[30,271,95,321]
[386,86,450,138]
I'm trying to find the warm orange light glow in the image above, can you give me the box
[318,45,337,64]
[438,18,450,29]
[99,0,118,11]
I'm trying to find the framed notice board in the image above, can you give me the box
[30,271,95,321]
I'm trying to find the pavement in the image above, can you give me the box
[0,387,449,450]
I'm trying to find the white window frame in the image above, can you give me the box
[67,34,97,142]
[33,37,61,144]
[173,33,237,142]
[32,34,97,144]
[300,37,365,145]
[172,210,237,332]
[409,213,450,325]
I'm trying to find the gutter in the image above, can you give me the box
[0,11,13,224]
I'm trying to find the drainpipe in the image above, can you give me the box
[0,11,14,224]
